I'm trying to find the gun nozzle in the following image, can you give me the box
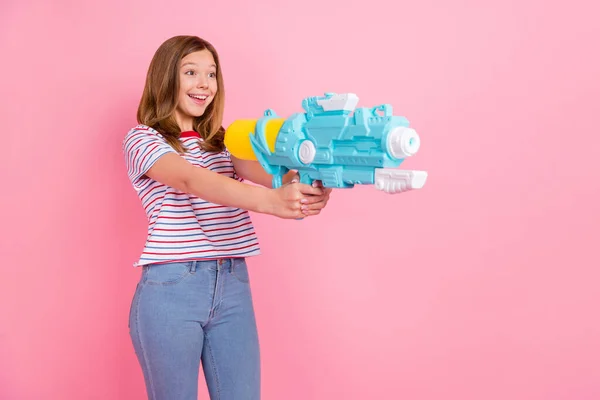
[387,127,420,159]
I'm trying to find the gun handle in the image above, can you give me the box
[298,171,315,187]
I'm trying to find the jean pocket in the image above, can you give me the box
[232,260,250,283]
[143,262,192,285]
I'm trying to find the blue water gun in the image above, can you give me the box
[224,92,428,194]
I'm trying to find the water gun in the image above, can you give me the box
[224,92,428,194]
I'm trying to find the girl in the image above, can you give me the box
[123,35,331,400]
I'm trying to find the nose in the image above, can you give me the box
[196,77,208,88]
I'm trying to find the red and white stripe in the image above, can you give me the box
[123,125,261,266]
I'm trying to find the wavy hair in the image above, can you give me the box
[137,35,225,153]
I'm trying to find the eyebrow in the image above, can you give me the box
[181,62,217,68]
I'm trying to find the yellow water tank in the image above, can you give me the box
[224,118,285,160]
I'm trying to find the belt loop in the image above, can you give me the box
[190,261,197,273]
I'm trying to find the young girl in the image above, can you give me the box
[123,35,331,400]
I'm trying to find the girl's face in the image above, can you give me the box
[174,49,218,131]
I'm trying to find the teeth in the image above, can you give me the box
[189,94,207,100]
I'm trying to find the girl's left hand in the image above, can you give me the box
[286,173,332,216]
[300,179,332,216]
[313,180,332,203]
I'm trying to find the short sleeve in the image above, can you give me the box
[123,126,177,190]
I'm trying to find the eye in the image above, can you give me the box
[208,72,216,78]
[185,70,195,75]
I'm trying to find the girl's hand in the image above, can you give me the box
[269,177,333,219]
[303,180,332,216]
[269,177,325,219]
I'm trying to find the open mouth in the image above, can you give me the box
[188,94,208,103]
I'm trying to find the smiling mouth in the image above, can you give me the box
[188,94,208,101]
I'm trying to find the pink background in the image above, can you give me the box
[2,0,599,399]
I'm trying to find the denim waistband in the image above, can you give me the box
[146,257,245,272]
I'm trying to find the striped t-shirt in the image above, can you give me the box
[123,124,261,267]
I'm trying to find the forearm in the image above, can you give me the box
[146,153,275,215]
[145,152,327,219]
[232,156,296,188]
[184,167,274,214]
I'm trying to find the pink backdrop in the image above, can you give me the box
[2,0,599,399]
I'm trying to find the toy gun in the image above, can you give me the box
[224,93,428,194]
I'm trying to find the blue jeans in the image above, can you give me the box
[128,258,260,399]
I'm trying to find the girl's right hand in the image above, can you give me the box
[269,179,326,219]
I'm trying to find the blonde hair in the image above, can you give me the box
[137,35,226,153]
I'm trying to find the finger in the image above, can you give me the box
[288,201,303,212]
[296,183,324,196]
[284,206,304,219]
[287,174,300,185]
[302,199,326,212]
[301,193,330,207]
[300,195,325,205]
[312,183,332,197]
[295,208,307,219]
[302,208,322,216]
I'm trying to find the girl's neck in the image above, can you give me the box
[174,112,193,132]
[179,121,194,132]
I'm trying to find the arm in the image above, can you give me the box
[145,153,322,218]
[230,155,333,217]
[230,155,297,188]
[147,153,272,214]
